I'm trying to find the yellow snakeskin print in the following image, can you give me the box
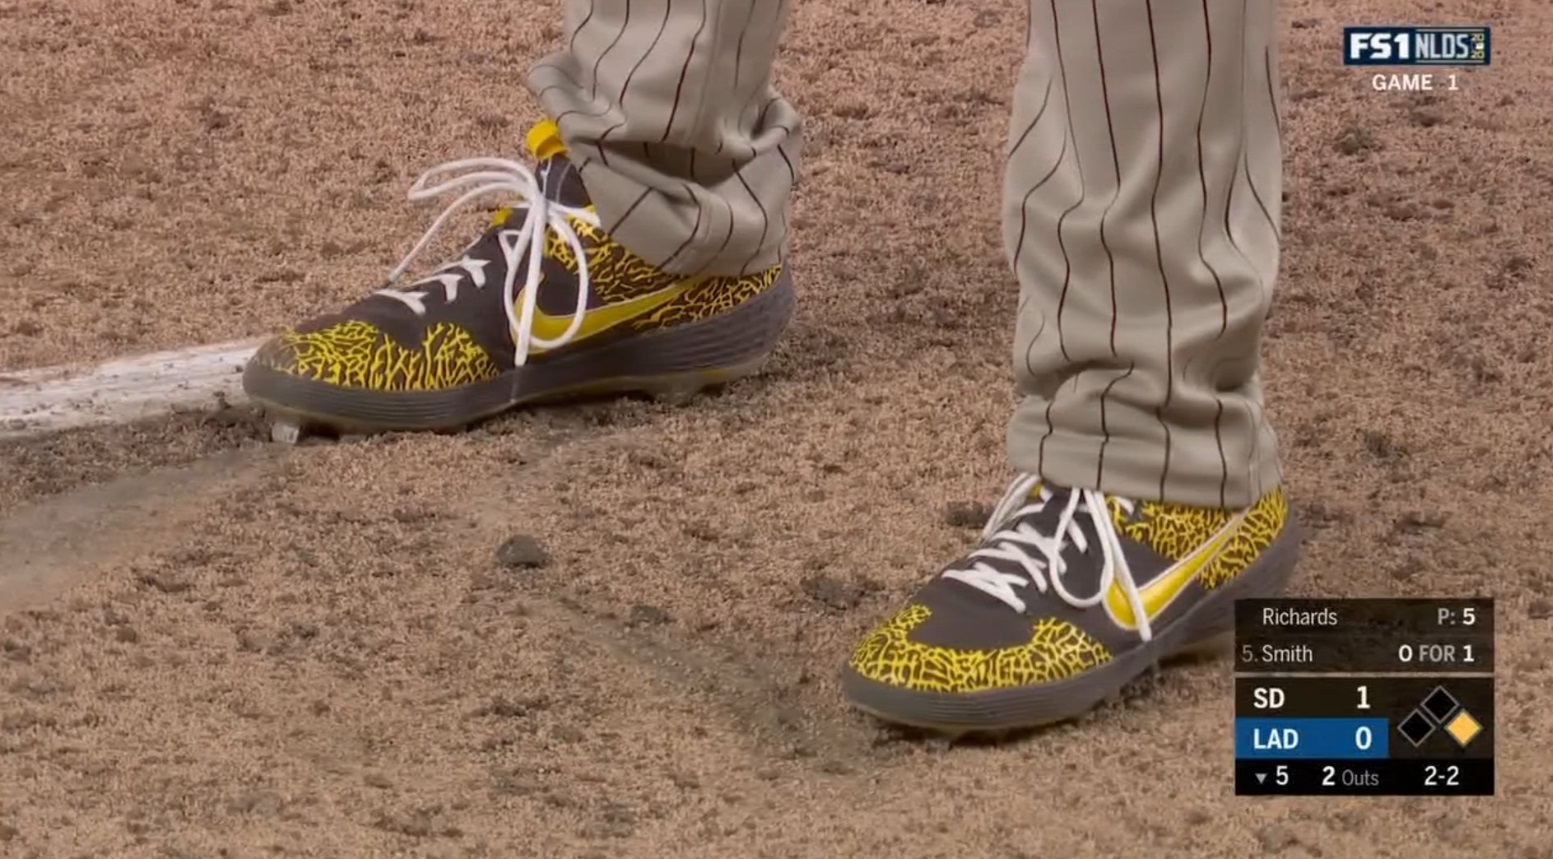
[1110,487,1288,590]
[498,205,779,326]
[847,604,1113,694]
[633,266,784,331]
[1108,497,1230,559]
[256,321,499,391]
[543,217,679,303]
[1199,488,1288,589]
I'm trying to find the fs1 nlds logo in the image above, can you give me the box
[1344,26,1491,66]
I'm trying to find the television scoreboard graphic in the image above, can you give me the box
[1234,599,1494,796]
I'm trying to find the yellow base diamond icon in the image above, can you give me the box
[1446,710,1483,747]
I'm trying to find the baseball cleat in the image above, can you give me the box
[841,475,1301,734]
[242,119,794,434]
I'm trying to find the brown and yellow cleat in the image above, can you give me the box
[243,120,794,436]
[841,476,1301,734]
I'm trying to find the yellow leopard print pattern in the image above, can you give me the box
[1109,486,1288,590]
[847,604,1113,694]
[255,321,500,391]
[633,266,784,331]
[1200,488,1288,589]
[539,214,679,304]
[524,207,783,326]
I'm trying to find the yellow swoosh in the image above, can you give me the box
[1104,516,1242,629]
[527,281,691,346]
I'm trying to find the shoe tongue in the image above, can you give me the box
[527,119,590,207]
[537,155,590,207]
[488,121,591,229]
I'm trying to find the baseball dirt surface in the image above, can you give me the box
[2,0,1550,856]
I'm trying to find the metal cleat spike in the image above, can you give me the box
[269,419,303,445]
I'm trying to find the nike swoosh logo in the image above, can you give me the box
[1103,513,1245,630]
[527,281,691,346]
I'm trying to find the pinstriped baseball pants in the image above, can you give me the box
[530,0,1285,509]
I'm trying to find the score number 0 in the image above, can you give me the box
[1355,682,1463,790]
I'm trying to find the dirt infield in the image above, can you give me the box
[3,0,1552,856]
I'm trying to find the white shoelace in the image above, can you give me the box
[372,157,601,367]
[941,474,1156,641]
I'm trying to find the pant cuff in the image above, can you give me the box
[1009,428,1283,510]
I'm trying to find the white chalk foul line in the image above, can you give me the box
[0,339,264,440]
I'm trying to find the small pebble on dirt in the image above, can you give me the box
[943,501,992,528]
[1253,824,1300,852]
[801,573,877,611]
[475,696,549,718]
[1529,599,1551,620]
[1392,511,1446,534]
[226,790,285,816]
[237,630,277,654]
[203,405,253,428]
[495,535,550,569]
[627,604,672,627]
